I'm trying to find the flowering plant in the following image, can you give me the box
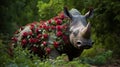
[12,12,70,56]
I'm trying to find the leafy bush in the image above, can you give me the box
[81,44,105,57]
[0,0,39,34]
[0,35,113,67]
[80,50,113,65]
[37,0,64,20]
[0,39,11,67]
[0,43,90,67]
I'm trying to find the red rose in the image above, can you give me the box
[56,25,63,31]
[29,31,33,35]
[22,32,28,37]
[46,47,51,54]
[11,37,18,42]
[62,35,68,41]
[42,41,47,46]
[54,17,59,21]
[63,25,67,29]
[45,26,50,31]
[53,41,59,48]
[29,38,33,43]
[60,14,65,20]
[42,24,49,31]
[55,19,62,25]
[48,20,51,24]
[51,26,56,30]
[43,34,48,38]
[56,31,63,37]
[35,28,40,33]
[37,34,42,39]
[31,46,38,52]
[21,39,27,45]
[29,38,38,43]
[39,25,42,28]
[36,28,39,33]
[62,35,69,44]
[30,24,35,30]
[42,24,47,29]
[34,38,39,43]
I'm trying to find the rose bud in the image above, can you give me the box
[36,28,39,33]
[22,32,28,37]
[31,46,38,52]
[54,17,59,21]
[48,20,51,24]
[55,19,62,25]
[42,41,47,46]
[60,14,65,20]
[51,26,56,30]
[62,35,69,44]
[29,31,33,35]
[11,37,18,42]
[43,34,48,39]
[43,24,47,29]
[21,39,27,45]
[53,41,59,48]
[46,47,51,54]
[62,35,68,41]
[39,25,42,28]
[30,24,35,30]
[29,38,35,43]
[37,34,42,39]
[56,25,62,31]
[56,31,63,37]
[45,26,49,31]
[33,38,39,43]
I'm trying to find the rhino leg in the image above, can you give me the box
[49,49,60,59]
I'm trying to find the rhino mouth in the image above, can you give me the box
[77,44,92,49]
[82,45,92,49]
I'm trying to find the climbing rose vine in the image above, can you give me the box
[11,12,70,56]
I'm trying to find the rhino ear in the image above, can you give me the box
[63,7,73,19]
[84,7,94,19]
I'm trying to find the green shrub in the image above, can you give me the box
[0,39,10,67]
[80,50,113,65]
[0,36,113,67]
[81,44,105,57]
[0,41,91,67]
[37,0,64,20]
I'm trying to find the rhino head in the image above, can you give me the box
[64,7,94,49]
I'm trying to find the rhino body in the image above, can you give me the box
[11,7,94,61]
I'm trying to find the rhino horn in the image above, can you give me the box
[82,22,91,39]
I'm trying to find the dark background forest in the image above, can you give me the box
[0,0,120,67]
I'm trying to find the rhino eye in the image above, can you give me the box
[73,30,79,36]
[77,41,81,44]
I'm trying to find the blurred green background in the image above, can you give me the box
[0,0,120,66]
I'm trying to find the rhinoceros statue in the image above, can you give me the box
[11,7,94,61]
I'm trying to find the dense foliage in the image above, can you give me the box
[0,39,112,67]
[0,0,120,66]
[0,0,39,34]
